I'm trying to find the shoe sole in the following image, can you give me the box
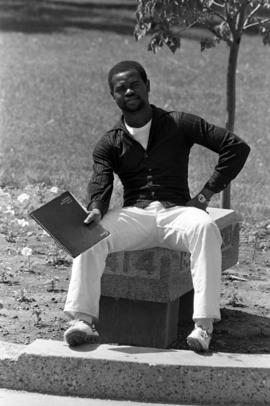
[186,337,207,352]
[65,331,99,347]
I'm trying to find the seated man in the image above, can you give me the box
[64,60,250,352]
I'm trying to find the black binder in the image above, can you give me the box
[29,191,110,258]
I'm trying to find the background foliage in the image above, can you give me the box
[0,0,269,221]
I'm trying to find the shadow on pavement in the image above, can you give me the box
[66,308,270,355]
[175,307,270,354]
[0,0,136,34]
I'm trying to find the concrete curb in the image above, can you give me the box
[0,339,269,405]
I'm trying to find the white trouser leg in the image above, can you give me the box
[157,206,222,321]
[64,204,158,321]
[64,240,109,323]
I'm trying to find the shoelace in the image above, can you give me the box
[196,327,211,338]
[68,320,97,331]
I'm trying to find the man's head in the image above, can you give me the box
[108,61,148,90]
[108,60,150,114]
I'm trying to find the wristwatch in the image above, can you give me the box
[197,193,209,204]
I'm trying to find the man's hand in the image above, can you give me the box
[186,188,214,211]
[185,197,208,211]
[84,208,102,225]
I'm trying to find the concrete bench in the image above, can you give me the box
[99,208,240,348]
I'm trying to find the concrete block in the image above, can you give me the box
[178,289,194,324]
[98,297,179,348]
[102,208,240,302]
[100,208,240,348]
[0,341,26,389]
[102,249,191,302]
[14,339,270,405]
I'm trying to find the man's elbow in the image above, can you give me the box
[242,142,251,162]
[236,138,251,162]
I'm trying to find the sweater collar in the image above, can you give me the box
[109,105,169,134]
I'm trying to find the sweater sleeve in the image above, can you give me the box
[87,135,115,217]
[181,112,251,193]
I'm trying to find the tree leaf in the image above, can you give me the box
[134,21,152,41]
[200,37,218,51]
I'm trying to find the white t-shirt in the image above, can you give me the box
[124,119,152,150]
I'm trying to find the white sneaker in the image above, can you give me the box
[186,326,212,352]
[64,320,99,347]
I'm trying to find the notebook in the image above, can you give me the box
[29,191,110,258]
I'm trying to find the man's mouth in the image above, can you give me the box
[126,96,139,103]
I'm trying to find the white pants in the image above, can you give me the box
[64,202,222,323]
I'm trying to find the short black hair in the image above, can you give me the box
[108,60,148,90]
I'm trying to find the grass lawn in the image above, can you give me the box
[0,1,269,222]
[0,2,270,353]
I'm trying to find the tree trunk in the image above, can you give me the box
[220,38,240,209]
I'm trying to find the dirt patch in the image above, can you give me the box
[0,185,270,353]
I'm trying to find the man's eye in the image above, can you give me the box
[116,86,125,92]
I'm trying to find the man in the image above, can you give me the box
[64,60,250,352]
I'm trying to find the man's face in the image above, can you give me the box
[110,69,150,113]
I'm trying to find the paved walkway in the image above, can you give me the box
[0,389,213,406]
[1,340,268,405]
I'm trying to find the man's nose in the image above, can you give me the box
[125,87,134,96]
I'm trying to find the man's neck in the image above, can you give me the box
[123,105,152,128]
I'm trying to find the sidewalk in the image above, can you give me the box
[1,339,269,405]
[0,389,210,406]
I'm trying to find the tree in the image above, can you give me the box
[135,0,270,208]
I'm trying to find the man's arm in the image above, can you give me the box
[185,187,214,210]
[181,112,251,208]
[85,136,115,223]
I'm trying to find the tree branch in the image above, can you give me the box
[212,10,227,23]
[243,3,261,28]
[244,17,270,30]
[175,18,202,34]
[199,1,227,23]
[212,0,225,8]
[224,0,237,36]
[236,1,249,36]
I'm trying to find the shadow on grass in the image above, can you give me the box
[0,0,217,50]
[0,0,267,37]
[176,308,270,354]
[0,0,137,35]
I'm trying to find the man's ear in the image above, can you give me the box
[146,79,150,92]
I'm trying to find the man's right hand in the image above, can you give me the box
[84,208,102,225]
